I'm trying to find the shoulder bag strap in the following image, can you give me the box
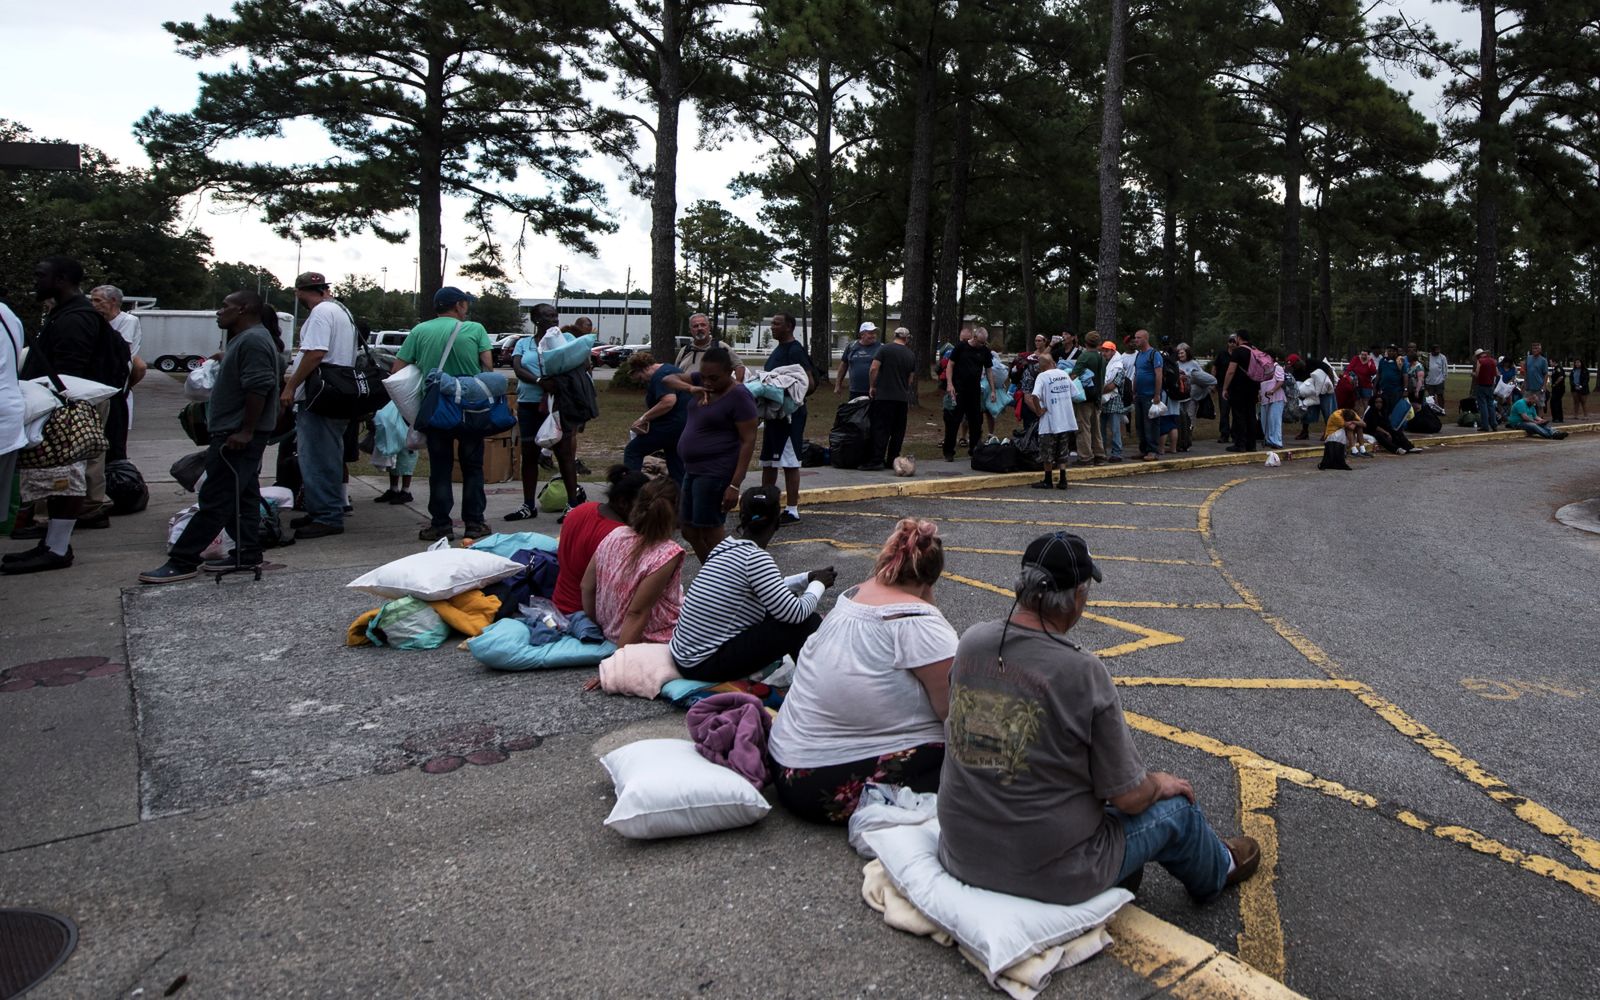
[24,313,69,398]
[435,321,465,374]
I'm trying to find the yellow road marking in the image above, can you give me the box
[1236,766,1286,980]
[771,538,1210,566]
[1198,479,1600,873]
[1125,711,1600,903]
[1108,906,1308,1000]
[803,510,1198,532]
[932,494,1202,509]
[1073,482,1217,492]
[1091,600,1254,610]
[1116,677,1360,691]
[940,572,1185,658]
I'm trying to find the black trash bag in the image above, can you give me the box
[170,450,208,492]
[800,441,828,467]
[1406,407,1442,434]
[833,397,872,436]
[970,442,1019,473]
[105,459,149,514]
[1010,422,1044,471]
[829,428,867,469]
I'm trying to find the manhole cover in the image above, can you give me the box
[0,909,78,999]
[1555,498,1600,535]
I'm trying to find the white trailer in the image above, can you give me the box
[132,308,296,371]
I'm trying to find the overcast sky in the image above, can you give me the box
[2,1,1479,302]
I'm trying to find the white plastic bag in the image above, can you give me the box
[383,364,425,425]
[1264,451,1281,467]
[167,503,231,560]
[183,359,220,401]
[535,410,563,449]
[847,783,939,859]
[405,427,426,451]
[1147,400,1168,419]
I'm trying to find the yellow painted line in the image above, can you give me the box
[942,572,1185,658]
[1091,600,1254,611]
[1125,711,1600,903]
[1071,482,1218,493]
[803,510,1198,532]
[1235,766,1286,980]
[1198,479,1600,873]
[770,538,1210,566]
[931,494,1202,509]
[1115,677,1361,691]
[1108,905,1308,1000]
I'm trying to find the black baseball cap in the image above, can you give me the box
[1022,532,1103,589]
[739,485,782,528]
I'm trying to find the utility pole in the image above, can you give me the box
[555,264,566,314]
[291,238,303,349]
[621,267,631,343]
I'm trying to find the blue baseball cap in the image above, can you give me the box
[434,286,476,309]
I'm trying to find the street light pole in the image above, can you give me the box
[381,266,388,291]
[621,266,631,344]
[555,264,566,315]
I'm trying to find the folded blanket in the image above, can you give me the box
[598,643,681,699]
[861,861,1113,1000]
[686,691,772,788]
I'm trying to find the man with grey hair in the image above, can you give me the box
[90,284,144,462]
[937,532,1260,906]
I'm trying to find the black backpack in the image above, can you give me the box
[1161,351,1188,400]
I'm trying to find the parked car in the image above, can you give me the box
[595,344,639,368]
[367,329,408,369]
[493,334,527,368]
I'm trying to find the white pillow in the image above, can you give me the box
[346,549,523,602]
[864,820,1132,981]
[28,374,121,404]
[600,738,770,839]
[383,365,425,426]
[20,380,63,423]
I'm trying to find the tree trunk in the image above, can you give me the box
[901,45,939,375]
[1020,229,1037,343]
[1183,240,1197,342]
[1160,174,1178,342]
[648,1,684,361]
[854,272,865,335]
[809,56,835,372]
[1067,265,1081,333]
[417,52,447,319]
[1093,0,1131,341]
[798,267,807,354]
[934,85,974,360]
[1472,0,1501,356]
[1317,216,1333,360]
[1278,105,1304,354]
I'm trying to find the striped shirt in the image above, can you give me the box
[669,537,823,668]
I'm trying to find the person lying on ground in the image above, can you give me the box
[937,532,1260,905]
[582,476,685,647]
[668,485,836,683]
[768,519,957,824]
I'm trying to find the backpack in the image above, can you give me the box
[1246,347,1275,383]
[1161,352,1188,400]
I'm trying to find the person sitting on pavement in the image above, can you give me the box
[659,347,758,562]
[1026,342,1077,491]
[1318,408,1365,471]
[583,476,685,647]
[552,464,647,616]
[1506,394,1567,439]
[937,532,1261,905]
[668,485,836,683]
[621,351,688,484]
[769,518,957,824]
[1360,392,1417,454]
[140,291,282,583]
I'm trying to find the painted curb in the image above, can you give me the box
[797,421,1600,506]
[1109,906,1307,1000]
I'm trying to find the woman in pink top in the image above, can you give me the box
[1257,349,1288,449]
[551,465,647,614]
[582,477,685,646]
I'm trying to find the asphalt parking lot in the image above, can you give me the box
[777,437,1600,998]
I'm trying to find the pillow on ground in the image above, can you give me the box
[863,819,1132,982]
[348,549,523,602]
[542,333,598,376]
[600,738,770,839]
[468,620,615,671]
[470,531,559,558]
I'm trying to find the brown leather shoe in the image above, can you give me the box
[1223,835,1261,887]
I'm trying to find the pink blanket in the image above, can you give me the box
[686,692,772,789]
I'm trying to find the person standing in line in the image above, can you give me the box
[1548,357,1566,423]
[1098,339,1127,462]
[1425,345,1448,408]
[1070,332,1107,464]
[139,291,281,583]
[1523,342,1550,417]
[505,302,558,522]
[0,291,26,533]
[1130,329,1163,461]
[661,348,759,561]
[865,326,916,470]
[836,322,879,398]
[943,324,993,462]
[1472,349,1500,431]
[1222,330,1260,452]
[1213,335,1236,444]
[1258,349,1287,449]
[392,287,495,541]
[280,271,358,539]
[1175,343,1215,450]
[1570,358,1589,419]
[89,284,145,462]
[758,312,816,525]
[1026,343,1077,490]
[676,312,744,380]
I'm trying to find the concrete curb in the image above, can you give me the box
[1109,906,1307,999]
[796,421,1600,506]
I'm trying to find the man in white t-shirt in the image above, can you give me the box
[90,284,144,462]
[1027,342,1078,491]
[281,270,359,538]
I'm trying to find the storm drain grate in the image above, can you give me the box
[0,909,77,999]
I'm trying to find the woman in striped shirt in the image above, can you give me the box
[669,486,837,682]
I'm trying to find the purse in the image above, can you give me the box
[16,364,109,470]
[303,303,389,419]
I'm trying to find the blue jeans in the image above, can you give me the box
[296,408,348,527]
[425,429,486,530]
[623,420,685,484]
[1475,385,1499,430]
[1320,394,1336,422]
[1134,395,1156,456]
[1100,408,1124,459]
[1261,399,1285,447]
[1113,797,1232,901]
[1516,421,1556,438]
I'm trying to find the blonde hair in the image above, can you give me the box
[874,519,944,589]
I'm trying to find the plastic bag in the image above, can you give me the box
[847,783,939,859]
[1070,377,1087,403]
[170,450,208,492]
[384,364,426,426]
[184,359,220,401]
[167,504,231,560]
[518,596,570,632]
[365,596,450,650]
[105,459,149,514]
[1147,400,1168,419]
[535,410,563,449]
[1264,451,1281,467]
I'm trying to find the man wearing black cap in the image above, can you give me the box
[282,271,359,538]
[393,286,494,541]
[937,532,1259,906]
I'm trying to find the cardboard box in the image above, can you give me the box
[452,431,519,484]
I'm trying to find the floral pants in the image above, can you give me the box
[774,743,944,825]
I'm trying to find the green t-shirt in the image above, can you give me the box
[397,317,492,377]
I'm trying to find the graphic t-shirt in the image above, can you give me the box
[677,375,758,480]
[841,341,880,396]
[938,619,1148,905]
[1031,368,1080,435]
